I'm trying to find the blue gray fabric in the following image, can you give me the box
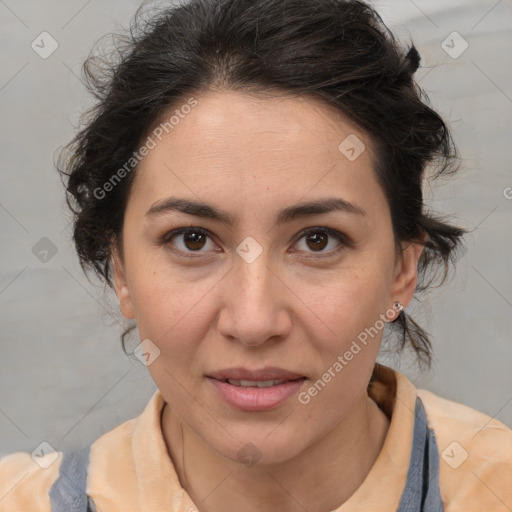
[49,397,443,511]
[49,444,96,512]
[396,397,444,511]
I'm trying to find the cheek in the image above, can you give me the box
[301,261,392,345]
[296,281,386,424]
[292,262,393,412]
[125,253,221,364]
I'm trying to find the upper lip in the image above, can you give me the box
[207,367,306,381]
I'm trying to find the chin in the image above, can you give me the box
[207,427,308,468]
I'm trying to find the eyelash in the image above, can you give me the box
[159,226,349,259]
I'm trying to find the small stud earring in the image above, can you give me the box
[392,301,404,312]
[386,301,404,323]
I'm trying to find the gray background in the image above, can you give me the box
[1,0,511,458]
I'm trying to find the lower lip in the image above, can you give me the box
[208,377,307,411]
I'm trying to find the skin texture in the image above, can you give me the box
[112,90,426,512]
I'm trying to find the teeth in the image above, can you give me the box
[227,379,287,387]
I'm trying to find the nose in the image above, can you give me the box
[216,251,292,348]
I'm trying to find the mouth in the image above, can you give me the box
[212,377,306,388]
[207,366,306,382]
[206,369,307,411]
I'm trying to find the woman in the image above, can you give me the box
[1,0,510,511]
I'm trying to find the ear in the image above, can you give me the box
[112,244,135,319]
[389,231,428,312]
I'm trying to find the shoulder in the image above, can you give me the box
[418,389,512,512]
[0,417,138,511]
[0,449,62,511]
[0,391,164,511]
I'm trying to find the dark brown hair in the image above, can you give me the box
[58,0,468,368]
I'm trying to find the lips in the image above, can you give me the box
[207,367,306,382]
[206,367,307,411]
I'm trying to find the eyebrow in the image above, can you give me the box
[145,196,367,226]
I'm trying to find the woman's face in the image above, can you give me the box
[113,90,424,465]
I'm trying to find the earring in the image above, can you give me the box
[386,301,404,323]
[392,301,404,312]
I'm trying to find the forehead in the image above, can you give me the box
[161,90,374,160]
[129,90,385,221]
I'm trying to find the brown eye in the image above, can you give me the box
[161,227,217,256]
[182,231,207,251]
[305,232,329,251]
[294,227,347,257]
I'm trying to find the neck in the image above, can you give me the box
[161,392,390,512]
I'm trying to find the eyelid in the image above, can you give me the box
[160,226,211,245]
[159,225,349,258]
